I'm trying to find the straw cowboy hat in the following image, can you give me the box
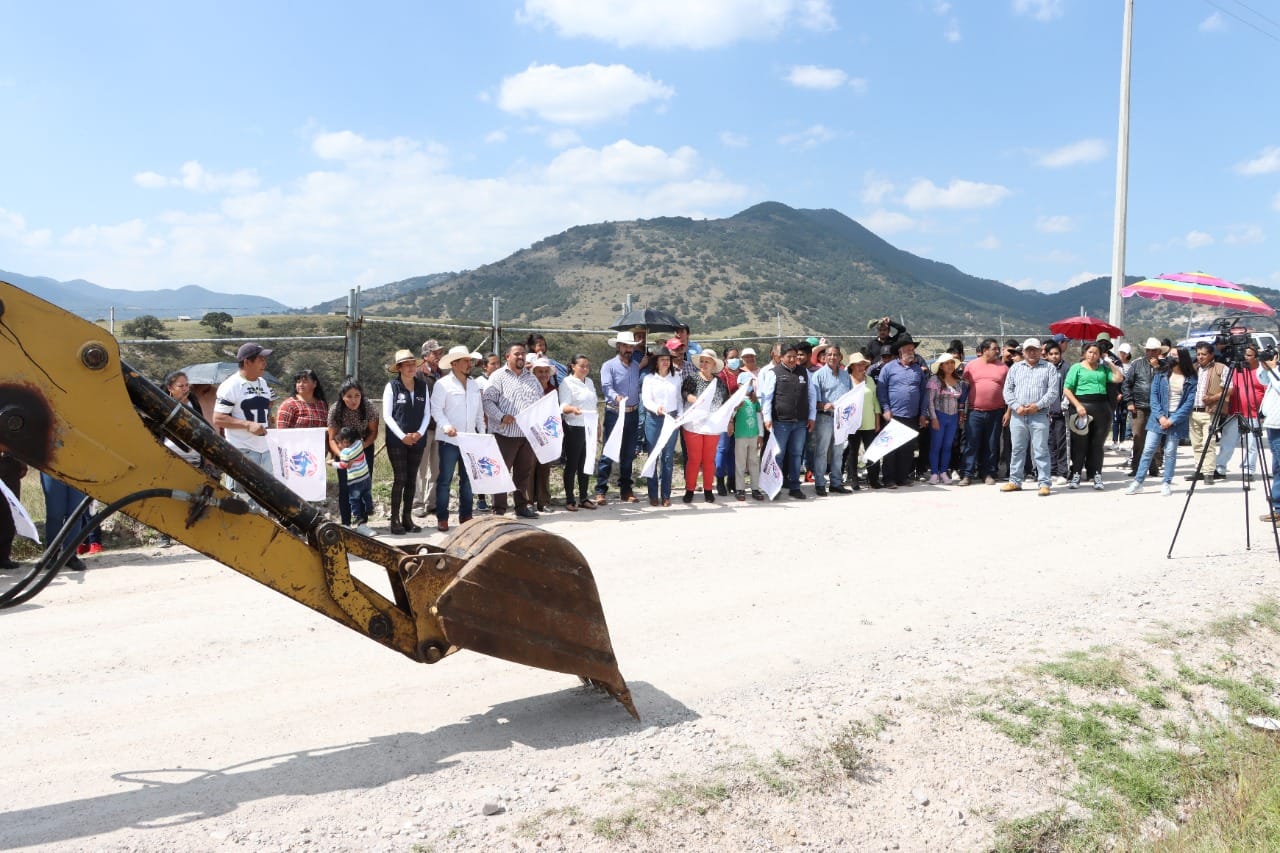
[608,330,642,347]
[386,348,419,373]
[438,345,474,369]
[846,351,870,367]
[1068,412,1094,436]
[930,353,959,374]
[697,348,725,373]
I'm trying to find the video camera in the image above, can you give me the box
[1210,315,1278,365]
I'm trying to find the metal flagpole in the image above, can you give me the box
[1108,0,1135,330]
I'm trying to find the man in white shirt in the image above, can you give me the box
[431,345,486,531]
[213,342,276,498]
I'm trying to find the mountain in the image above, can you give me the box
[364,202,1280,337]
[306,272,456,314]
[0,270,291,320]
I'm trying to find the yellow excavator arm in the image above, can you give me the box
[0,281,636,718]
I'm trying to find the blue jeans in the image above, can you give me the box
[812,414,846,488]
[1008,412,1050,487]
[1268,428,1280,510]
[1135,430,1181,486]
[715,432,735,481]
[595,407,639,497]
[346,476,373,523]
[1216,417,1260,475]
[771,421,807,490]
[964,408,1004,479]
[929,411,959,476]
[436,441,474,522]
[645,414,675,500]
[40,473,89,546]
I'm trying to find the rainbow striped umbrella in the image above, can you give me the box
[1121,271,1274,317]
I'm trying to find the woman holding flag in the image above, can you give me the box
[681,350,730,504]
[558,354,598,512]
[641,348,683,506]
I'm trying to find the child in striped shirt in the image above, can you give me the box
[334,426,374,534]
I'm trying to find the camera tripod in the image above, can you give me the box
[1168,344,1280,561]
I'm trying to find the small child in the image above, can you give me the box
[333,426,374,535]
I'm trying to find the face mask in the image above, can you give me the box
[727,358,742,370]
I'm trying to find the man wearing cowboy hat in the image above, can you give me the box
[1000,338,1059,496]
[1122,337,1164,479]
[482,343,544,518]
[411,339,445,519]
[594,330,643,504]
[875,334,930,488]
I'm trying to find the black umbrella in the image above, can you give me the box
[609,307,683,333]
[179,361,280,386]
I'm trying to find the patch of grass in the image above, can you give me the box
[1247,597,1280,632]
[829,727,868,778]
[1037,650,1131,690]
[992,809,1084,853]
[1178,662,1280,717]
[591,808,647,840]
[1135,685,1170,710]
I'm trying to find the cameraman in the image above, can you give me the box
[1256,351,1280,524]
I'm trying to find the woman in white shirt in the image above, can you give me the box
[558,354,598,511]
[641,349,683,506]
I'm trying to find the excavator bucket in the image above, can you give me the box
[431,516,637,719]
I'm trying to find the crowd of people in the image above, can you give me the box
[8,318,1278,570]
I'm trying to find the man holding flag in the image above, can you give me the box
[808,344,853,495]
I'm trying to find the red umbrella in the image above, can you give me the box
[1047,315,1123,341]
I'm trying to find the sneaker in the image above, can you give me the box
[412,506,430,518]
[984,476,996,485]
[354,523,375,536]
[1069,473,1080,489]
[958,477,971,487]
[87,542,104,555]
[1161,484,1173,497]
[1124,482,1142,495]
[1000,482,1022,492]
[1057,475,1071,486]
[1038,485,1051,497]
[928,474,940,485]
[1093,474,1104,491]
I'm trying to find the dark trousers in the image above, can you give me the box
[563,424,591,505]
[883,434,918,486]
[1048,415,1070,477]
[843,428,882,486]
[997,421,1012,480]
[0,458,23,562]
[385,440,424,525]
[1128,409,1162,476]
[1070,396,1112,478]
[493,434,537,512]
[595,408,639,497]
[41,473,88,547]
[964,408,1005,479]
[914,423,932,476]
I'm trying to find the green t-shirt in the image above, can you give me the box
[734,397,761,438]
[1065,362,1114,396]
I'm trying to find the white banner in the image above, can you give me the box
[701,382,753,436]
[0,478,40,544]
[265,427,328,502]
[602,408,626,463]
[759,431,784,500]
[454,433,517,494]
[640,414,681,478]
[516,391,565,465]
[675,380,717,428]
[862,418,918,464]
[582,410,599,475]
[833,385,865,445]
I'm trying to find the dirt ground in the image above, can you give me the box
[3,447,1279,852]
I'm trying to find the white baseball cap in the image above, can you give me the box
[1117,342,1132,355]
[1021,337,1042,350]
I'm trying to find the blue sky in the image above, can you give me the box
[2,0,1278,308]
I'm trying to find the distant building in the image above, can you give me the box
[177,315,192,321]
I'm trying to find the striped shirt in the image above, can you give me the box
[1002,359,1060,412]
[482,365,545,438]
[337,443,370,483]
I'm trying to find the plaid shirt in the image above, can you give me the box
[482,365,544,438]
[1002,359,1060,412]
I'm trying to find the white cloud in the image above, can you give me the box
[546,140,698,183]
[786,65,854,90]
[497,63,673,125]
[943,19,961,42]
[719,131,748,148]
[1235,146,1280,176]
[778,124,836,150]
[901,178,1011,210]
[132,161,260,193]
[976,235,1000,250]
[862,210,916,235]
[484,129,508,144]
[1013,0,1064,22]
[0,207,52,249]
[2,130,749,306]
[1037,139,1108,168]
[1011,270,1102,294]
[1035,214,1073,233]
[518,0,835,49]
[1200,11,1226,32]
[1008,277,1052,291]
[1224,224,1264,245]
[545,128,583,149]
[1185,230,1214,249]
[860,172,894,205]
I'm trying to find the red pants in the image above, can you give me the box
[683,429,718,492]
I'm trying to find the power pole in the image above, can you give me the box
[344,287,362,381]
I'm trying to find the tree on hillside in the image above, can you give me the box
[201,311,234,335]
[121,315,167,340]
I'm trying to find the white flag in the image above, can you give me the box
[0,478,39,544]
[516,390,565,465]
[265,427,328,502]
[759,431,785,499]
[602,409,627,462]
[640,414,681,478]
[582,409,599,475]
[862,418,918,464]
[675,380,717,428]
[701,382,752,436]
[832,385,865,445]
[454,433,517,494]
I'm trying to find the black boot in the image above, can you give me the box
[728,476,736,493]
[683,490,695,504]
[716,476,727,496]
[390,492,402,532]
[704,490,715,503]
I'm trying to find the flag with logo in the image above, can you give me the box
[832,386,865,445]
[602,408,627,463]
[758,431,784,499]
[516,390,565,464]
[0,478,39,543]
[582,409,599,474]
[862,418,917,464]
[640,414,680,478]
[265,427,328,501]
[454,432,517,494]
